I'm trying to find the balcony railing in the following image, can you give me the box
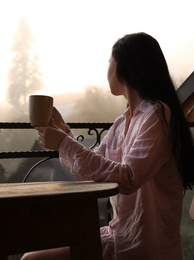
[1,122,194,160]
[0,122,113,159]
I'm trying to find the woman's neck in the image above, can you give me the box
[124,87,143,115]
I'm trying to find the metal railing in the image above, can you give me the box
[0,122,113,159]
[1,121,194,160]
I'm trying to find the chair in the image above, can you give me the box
[23,157,76,182]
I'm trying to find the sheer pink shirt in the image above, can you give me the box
[59,100,183,260]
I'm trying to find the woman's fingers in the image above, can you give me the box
[34,126,44,132]
[34,126,46,146]
[52,107,65,126]
[49,118,56,128]
[34,125,67,150]
[52,107,62,120]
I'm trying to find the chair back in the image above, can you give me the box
[23,157,76,182]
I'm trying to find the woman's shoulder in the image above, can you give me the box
[137,100,171,121]
[127,100,171,133]
[136,99,169,111]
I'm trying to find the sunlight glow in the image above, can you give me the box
[0,0,194,104]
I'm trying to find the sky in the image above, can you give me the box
[0,0,194,105]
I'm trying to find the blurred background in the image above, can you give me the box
[0,1,194,259]
[0,0,194,122]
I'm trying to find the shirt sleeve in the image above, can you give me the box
[59,108,172,195]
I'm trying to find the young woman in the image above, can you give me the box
[22,32,194,260]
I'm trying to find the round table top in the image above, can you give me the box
[0,181,119,202]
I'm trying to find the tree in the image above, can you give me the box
[7,17,44,116]
[67,86,127,123]
[2,18,44,183]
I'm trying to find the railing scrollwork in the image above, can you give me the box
[0,122,113,159]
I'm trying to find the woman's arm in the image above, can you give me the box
[59,111,171,195]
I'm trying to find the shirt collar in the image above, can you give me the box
[123,99,152,118]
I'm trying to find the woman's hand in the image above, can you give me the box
[35,126,67,151]
[50,107,70,133]
[35,107,71,150]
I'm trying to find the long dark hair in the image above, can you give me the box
[112,32,194,190]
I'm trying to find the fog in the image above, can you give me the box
[1,0,194,184]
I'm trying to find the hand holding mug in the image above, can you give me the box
[36,125,67,151]
[50,107,70,134]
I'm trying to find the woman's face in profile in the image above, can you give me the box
[107,56,125,96]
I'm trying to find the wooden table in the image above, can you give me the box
[0,181,119,260]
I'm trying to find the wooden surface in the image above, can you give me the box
[0,181,118,200]
[0,181,119,260]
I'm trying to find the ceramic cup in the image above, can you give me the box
[29,95,53,126]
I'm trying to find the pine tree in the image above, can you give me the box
[7,17,44,115]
